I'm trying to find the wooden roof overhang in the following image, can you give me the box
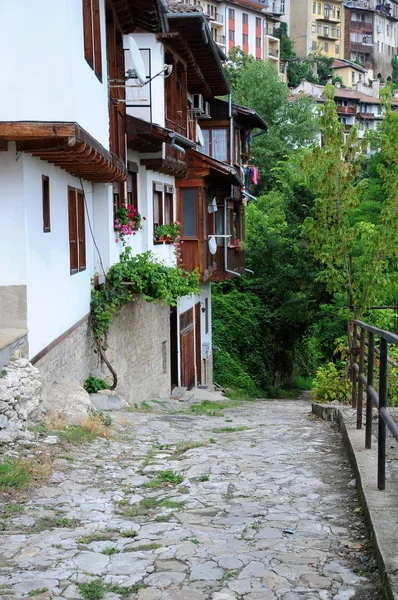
[111,0,169,33]
[186,150,243,187]
[206,99,268,131]
[140,157,188,176]
[160,14,230,98]
[0,122,126,182]
[126,115,196,153]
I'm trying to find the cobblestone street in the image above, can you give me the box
[0,398,383,600]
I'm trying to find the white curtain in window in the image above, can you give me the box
[212,129,227,162]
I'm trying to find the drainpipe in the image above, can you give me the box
[224,93,241,277]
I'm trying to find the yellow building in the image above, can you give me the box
[291,0,345,60]
[331,58,368,88]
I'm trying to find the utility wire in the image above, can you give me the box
[79,177,107,279]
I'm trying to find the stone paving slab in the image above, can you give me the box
[0,398,383,599]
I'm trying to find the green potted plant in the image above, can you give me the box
[154,221,182,243]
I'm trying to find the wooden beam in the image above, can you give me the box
[0,122,75,140]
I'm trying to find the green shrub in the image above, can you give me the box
[311,362,350,404]
[84,377,110,394]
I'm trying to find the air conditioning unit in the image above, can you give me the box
[198,101,211,119]
[192,93,204,113]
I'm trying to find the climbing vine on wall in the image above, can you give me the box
[90,249,199,388]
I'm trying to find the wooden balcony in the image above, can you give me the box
[336,105,357,114]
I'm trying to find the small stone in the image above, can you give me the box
[44,436,59,445]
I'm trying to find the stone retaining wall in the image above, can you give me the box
[0,359,42,443]
[34,298,171,405]
[91,298,171,403]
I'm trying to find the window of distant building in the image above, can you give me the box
[318,3,321,14]
[229,8,235,19]
[335,43,340,53]
[324,41,329,51]
[313,1,316,12]
[312,21,316,33]
[242,12,248,23]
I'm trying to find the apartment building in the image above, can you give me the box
[344,0,398,80]
[291,0,345,59]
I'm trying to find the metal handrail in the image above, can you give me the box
[350,319,398,490]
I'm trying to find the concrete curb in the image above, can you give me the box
[313,402,398,600]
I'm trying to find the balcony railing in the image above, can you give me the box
[265,26,281,37]
[215,35,226,45]
[210,12,224,23]
[346,0,370,8]
[269,48,279,57]
[336,105,357,113]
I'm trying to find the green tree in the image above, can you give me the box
[230,59,319,189]
[303,85,398,316]
[224,47,255,93]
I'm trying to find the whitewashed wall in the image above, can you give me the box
[0,145,27,286]
[0,0,109,149]
[21,154,94,359]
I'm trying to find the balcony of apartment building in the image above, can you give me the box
[212,30,226,47]
[268,0,285,16]
[375,2,394,17]
[264,32,280,60]
[209,11,224,26]
[336,104,357,114]
[350,32,374,49]
[345,0,372,9]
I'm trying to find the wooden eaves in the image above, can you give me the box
[0,122,127,183]
[111,0,169,34]
[186,150,243,187]
[160,13,230,98]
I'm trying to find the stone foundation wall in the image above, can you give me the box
[34,297,171,406]
[34,317,93,401]
[92,298,171,403]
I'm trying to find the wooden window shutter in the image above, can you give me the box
[92,0,102,80]
[83,0,94,69]
[68,187,78,275]
[42,176,50,232]
[77,191,86,271]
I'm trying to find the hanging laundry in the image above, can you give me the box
[252,167,258,185]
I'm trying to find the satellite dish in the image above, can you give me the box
[196,123,205,147]
[128,37,146,85]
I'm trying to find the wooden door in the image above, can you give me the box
[195,303,202,385]
[180,309,195,389]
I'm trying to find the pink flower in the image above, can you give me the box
[133,232,136,235]
[143,216,146,221]
[115,238,119,243]
[114,223,121,229]
[175,220,180,225]
[180,240,184,244]
[180,258,183,263]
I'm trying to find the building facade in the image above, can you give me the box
[291,0,345,58]
[344,0,398,81]
[0,0,265,404]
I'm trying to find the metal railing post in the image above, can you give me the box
[352,322,358,408]
[365,331,374,449]
[378,336,387,491]
[357,328,366,429]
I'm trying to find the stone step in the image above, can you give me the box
[178,391,194,403]
[171,386,187,400]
